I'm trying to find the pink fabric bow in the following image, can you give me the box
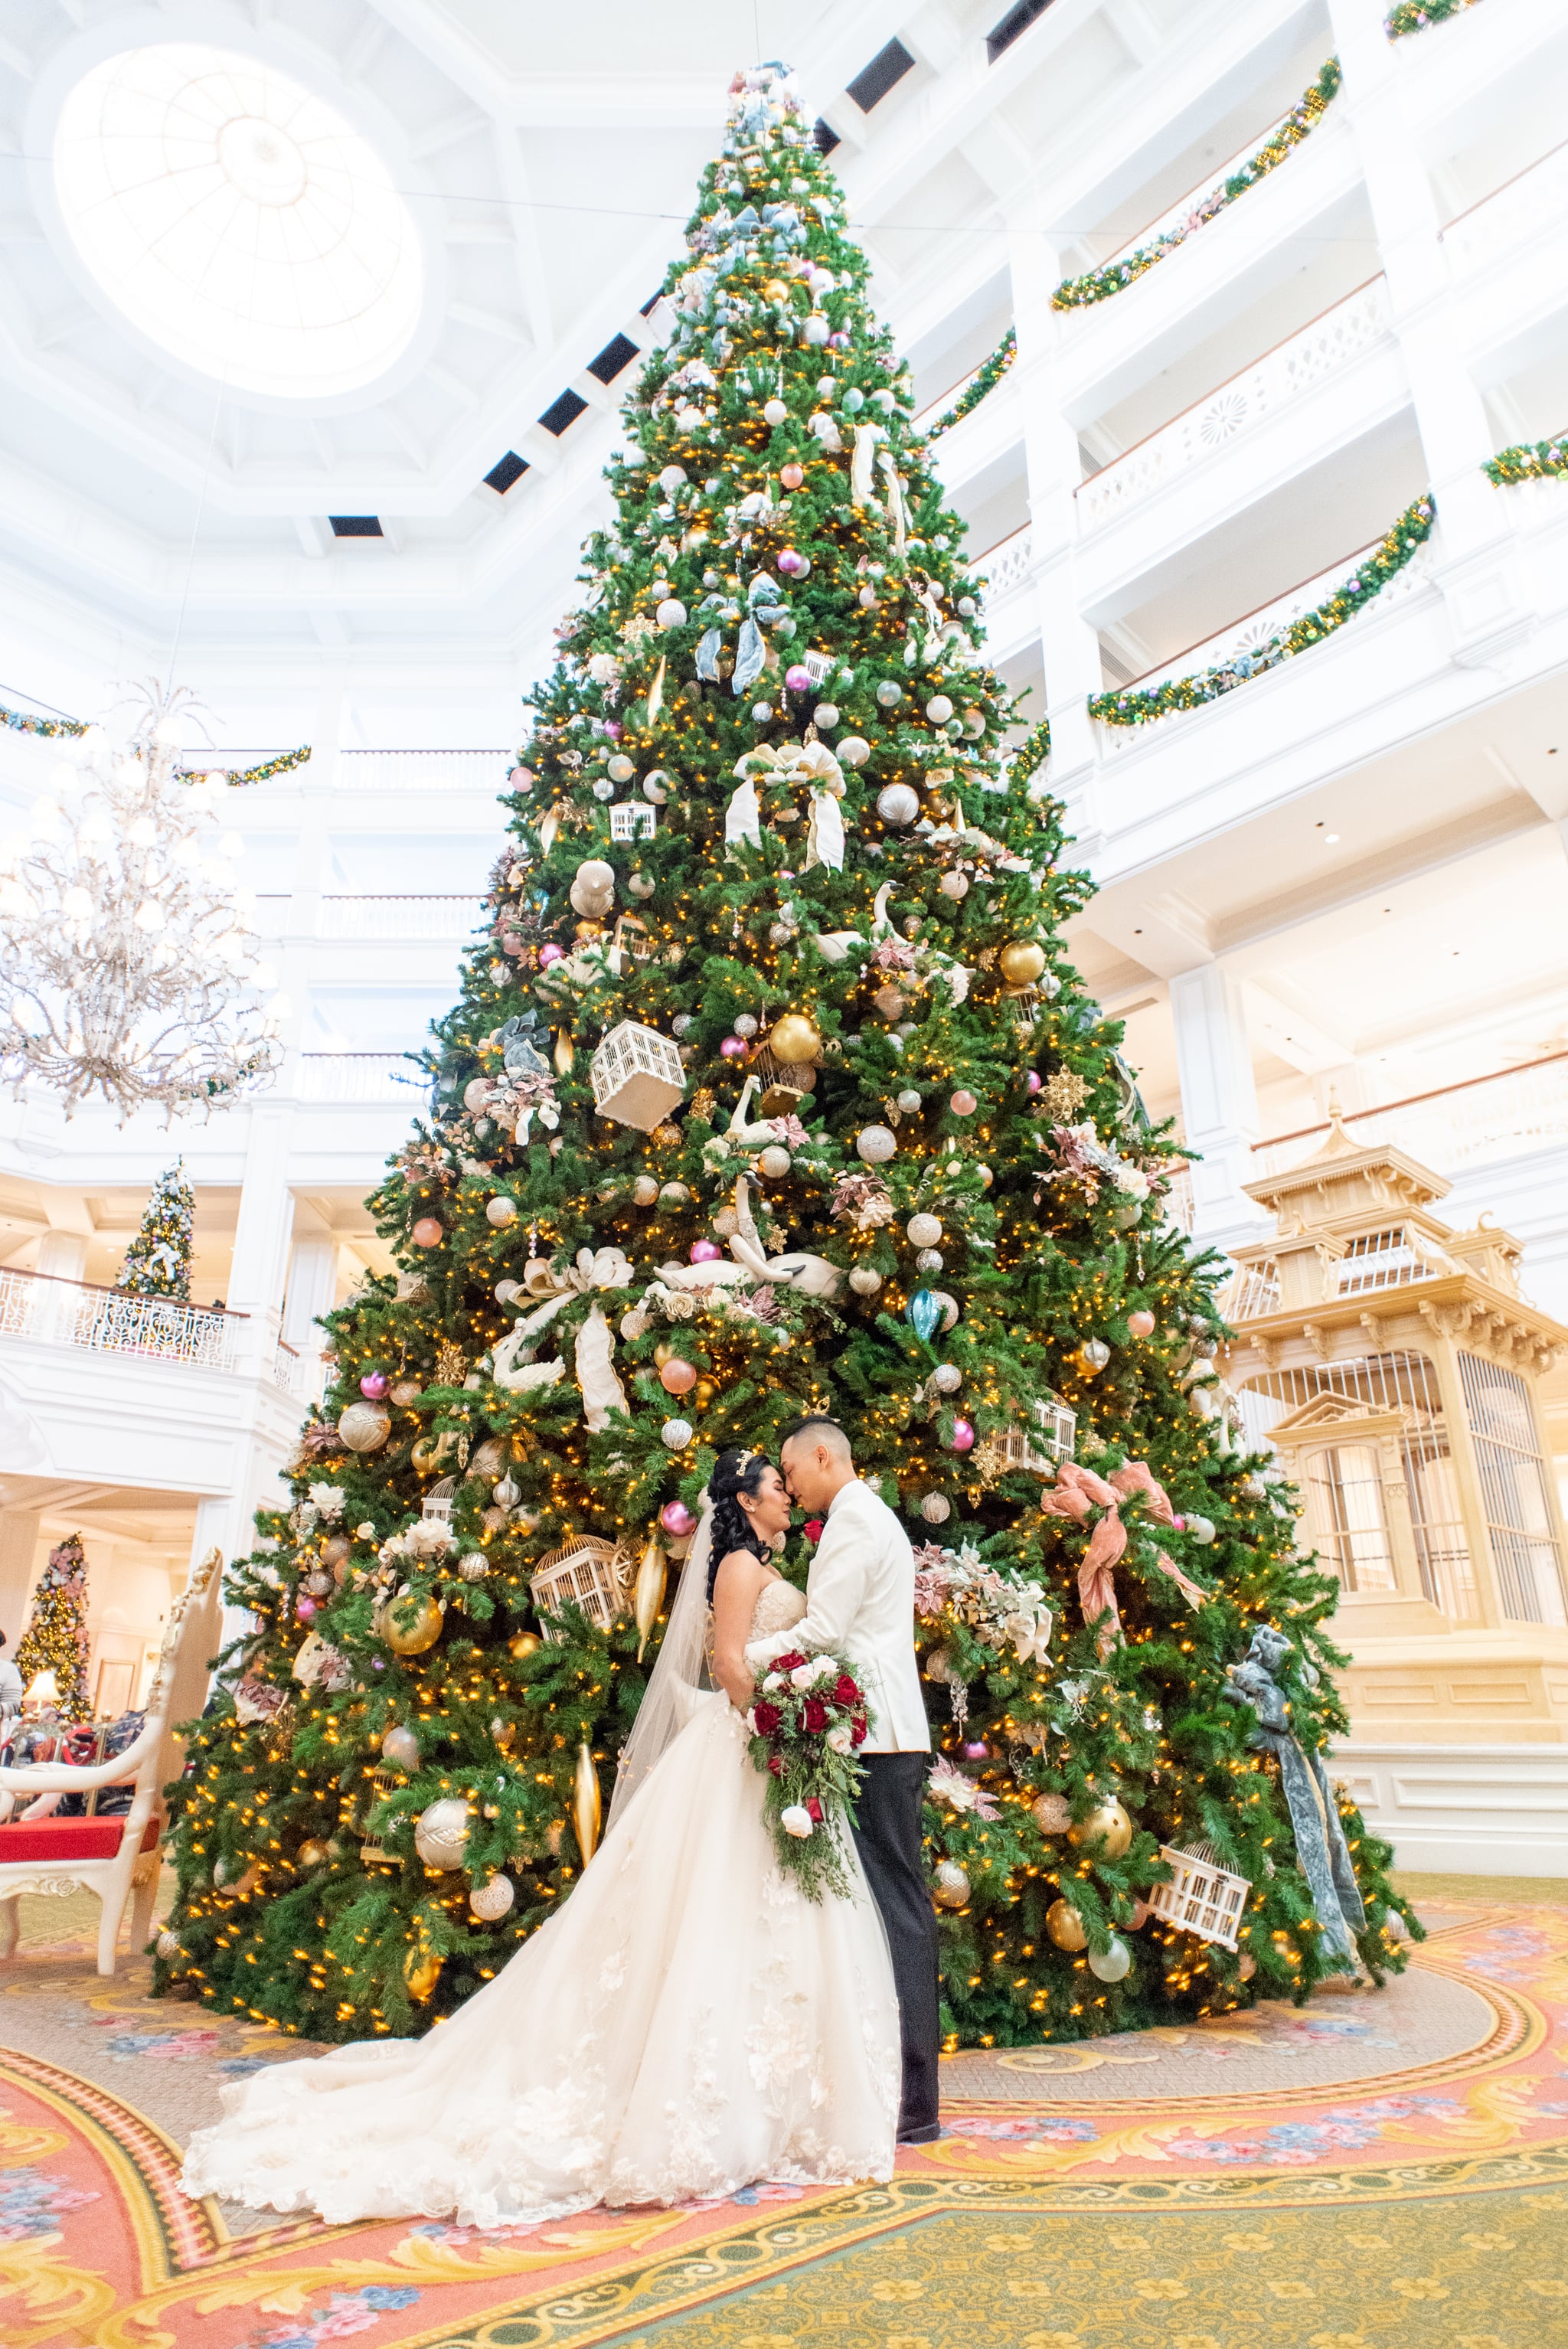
[1109,1459,1178,1527]
[1079,1509,1127,1656]
[1154,1550,1210,1610]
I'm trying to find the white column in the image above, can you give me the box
[1169,965,1272,1249]
[282,1230,338,1390]
[35,1231,87,1281]
[1007,205,1106,805]
[1326,0,1527,658]
[0,1508,41,1646]
[224,1103,297,1374]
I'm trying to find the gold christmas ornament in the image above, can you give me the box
[554,1031,575,1075]
[508,1631,542,1663]
[1046,1897,1089,1951]
[933,1860,971,1910]
[374,1592,444,1655]
[573,1740,602,1864]
[998,940,1047,988]
[1031,1792,1072,1834]
[1068,1797,1134,1858]
[391,1378,422,1407]
[410,1436,439,1473]
[403,1946,441,2000]
[337,1401,390,1452]
[296,1839,330,1871]
[634,1535,668,1661]
[768,1011,822,1067]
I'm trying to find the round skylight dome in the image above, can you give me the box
[54,44,424,399]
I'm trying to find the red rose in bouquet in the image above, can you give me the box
[746,1649,874,1900]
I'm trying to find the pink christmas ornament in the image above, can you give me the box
[720,1037,746,1060]
[950,1090,978,1117]
[359,1371,389,1400]
[660,1357,698,1394]
[296,1596,317,1622]
[962,1739,988,1760]
[1127,1309,1156,1339]
[604,720,622,740]
[779,463,804,490]
[410,1217,443,1249]
[830,331,851,349]
[538,943,565,967]
[661,1499,696,1538]
[784,664,812,693]
[689,1240,723,1263]
[1027,1070,1042,1094]
[776,548,805,576]
[949,1418,975,1452]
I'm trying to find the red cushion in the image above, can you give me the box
[0,1815,158,1864]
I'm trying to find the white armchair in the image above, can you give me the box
[0,1547,224,1975]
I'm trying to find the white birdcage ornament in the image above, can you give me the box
[1145,1841,1250,1951]
[996,1393,1077,1477]
[612,913,656,969]
[531,1535,633,1638]
[421,1477,456,1534]
[801,648,834,687]
[590,1021,686,1132]
[358,1765,401,1867]
[609,802,657,842]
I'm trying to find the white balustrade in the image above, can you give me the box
[970,524,1033,605]
[1098,534,1435,752]
[318,895,483,941]
[295,1053,420,1104]
[1250,1058,1568,1182]
[1442,134,1568,279]
[0,1267,240,1371]
[335,750,514,793]
[1077,279,1390,531]
[273,1338,321,1402]
[1093,105,1295,276]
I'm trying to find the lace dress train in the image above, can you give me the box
[180,1580,900,2225]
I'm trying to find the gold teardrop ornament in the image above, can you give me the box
[634,1536,668,1662]
[573,1740,602,1865]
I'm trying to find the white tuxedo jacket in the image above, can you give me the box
[745,1478,930,1753]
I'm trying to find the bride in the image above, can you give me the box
[181,1449,900,2224]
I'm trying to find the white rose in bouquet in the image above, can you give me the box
[780,1804,814,1839]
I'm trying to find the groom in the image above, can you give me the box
[746,1416,940,2145]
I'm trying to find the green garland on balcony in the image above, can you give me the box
[1051,60,1343,312]
[1483,434,1568,487]
[1088,493,1435,728]
[924,328,1017,443]
[0,701,309,784]
[1386,0,1485,38]
[1008,714,1052,782]
[1,701,84,741]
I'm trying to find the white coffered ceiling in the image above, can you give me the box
[0,0,1304,677]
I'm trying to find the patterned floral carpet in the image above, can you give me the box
[0,1879,1565,2348]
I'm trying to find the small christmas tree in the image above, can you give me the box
[116,1161,194,1299]
[16,1534,92,1721]
[156,61,1413,2049]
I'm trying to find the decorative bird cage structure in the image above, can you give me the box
[753,1044,818,1118]
[994,1394,1078,1476]
[609,802,657,843]
[531,1536,633,1638]
[358,1765,401,1867]
[1145,1841,1250,1950]
[421,1477,456,1535]
[611,913,656,969]
[590,1021,685,1132]
[1219,1109,1568,1747]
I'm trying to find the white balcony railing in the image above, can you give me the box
[318,895,483,940]
[1250,1056,1568,1182]
[970,523,1033,603]
[296,1052,421,1104]
[1086,97,1301,284]
[1443,132,1568,278]
[334,750,513,793]
[0,1267,242,1371]
[1097,530,1436,750]
[1076,278,1390,531]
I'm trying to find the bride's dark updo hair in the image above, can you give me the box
[706,1447,774,1599]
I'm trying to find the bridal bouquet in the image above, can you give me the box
[746,1649,870,1901]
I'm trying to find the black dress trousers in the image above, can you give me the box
[851,1749,941,2141]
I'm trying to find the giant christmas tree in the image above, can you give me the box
[158,64,1413,2047]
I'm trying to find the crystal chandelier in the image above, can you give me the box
[0,684,285,1121]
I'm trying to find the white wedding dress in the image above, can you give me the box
[181,1580,900,2225]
